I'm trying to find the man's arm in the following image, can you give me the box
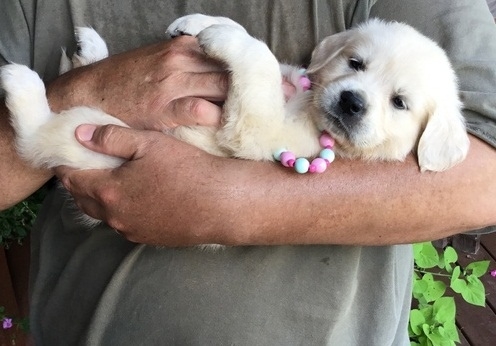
[0,36,227,211]
[58,125,496,247]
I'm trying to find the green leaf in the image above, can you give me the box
[450,266,462,288]
[426,326,455,346]
[450,278,467,294]
[422,274,446,302]
[419,335,434,346]
[461,275,486,307]
[414,242,440,269]
[465,261,490,278]
[442,322,460,343]
[433,297,456,324]
[410,309,426,336]
[442,247,458,273]
[419,304,434,324]
[413,278,429,299]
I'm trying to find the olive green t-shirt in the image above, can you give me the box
[1,0,496,345]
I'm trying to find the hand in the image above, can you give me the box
[57,126,496,247]
[47,35,228,131]
[56,124,232,246]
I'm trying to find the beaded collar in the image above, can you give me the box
[272,70,335,174]
[273,132,335,174]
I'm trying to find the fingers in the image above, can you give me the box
[174,71,229,101]
[75,124,152,159]
[56,166,110,221]
[165,97,222,127]
[159,71,228,128]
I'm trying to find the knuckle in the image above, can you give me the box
[106,216,125,233]
[165,37,195,60]
[97,124,119,146]
[60,176,72,191]
[188,98,207,119]
[96,184,119,207]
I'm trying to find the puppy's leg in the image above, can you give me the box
[1,64,52,148]
[59,27,109,74]
[166,14,246,37]
[1,63,125,169]
[197,24,287,160]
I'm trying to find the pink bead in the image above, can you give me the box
[319,132,335,149]
[299,76,311,91]
[309,158,327,173]
[280,151,296,167]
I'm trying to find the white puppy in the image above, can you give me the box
[1,15,468,195]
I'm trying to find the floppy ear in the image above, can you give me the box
[417,102,470,172]
[306,31,351,75]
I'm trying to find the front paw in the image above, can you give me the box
[71,27,109,67]
[0,64,44,99]
[198,24,269,69]
[166,14,245,37]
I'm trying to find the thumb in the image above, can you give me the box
[75,124,150,160]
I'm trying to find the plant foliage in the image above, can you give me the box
[410,242,489,346]
[0,189,45,248]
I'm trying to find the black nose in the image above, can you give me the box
[339,90,366,117]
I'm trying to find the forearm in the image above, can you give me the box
[0,102,51,210]
[209,135,496,246]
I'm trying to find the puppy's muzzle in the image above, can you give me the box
[326,90,368,133]
[339,90,366,118]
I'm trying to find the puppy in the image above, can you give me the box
[0,15,469,223]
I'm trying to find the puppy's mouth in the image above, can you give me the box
[316,89,369,147]
[323,109,352,139]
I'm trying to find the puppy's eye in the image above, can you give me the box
[392,96,407,110]
[348,57,365,71]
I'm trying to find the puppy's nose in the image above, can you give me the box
[339,90,366,117]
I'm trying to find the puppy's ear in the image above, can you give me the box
[417,102,470,172]
[307,31,351,74]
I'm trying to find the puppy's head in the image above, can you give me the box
[307,19,469,172]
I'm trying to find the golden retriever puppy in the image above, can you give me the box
[1,15,468,179]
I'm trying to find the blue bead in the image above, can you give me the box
[319,148,335,163]
[273,148,287,161]
[294,158,310,173]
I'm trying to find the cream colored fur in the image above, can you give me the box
[1,16,469,210]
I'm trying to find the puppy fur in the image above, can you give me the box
[1,16,469,182]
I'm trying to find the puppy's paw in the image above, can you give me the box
[198,24,271,69]
[71,27,109,68]
[0,64,45,101]
[166,14,245,37]
[0,64,51,139]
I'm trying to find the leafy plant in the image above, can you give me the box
[0,189,45,248]
[410,242,490,346]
